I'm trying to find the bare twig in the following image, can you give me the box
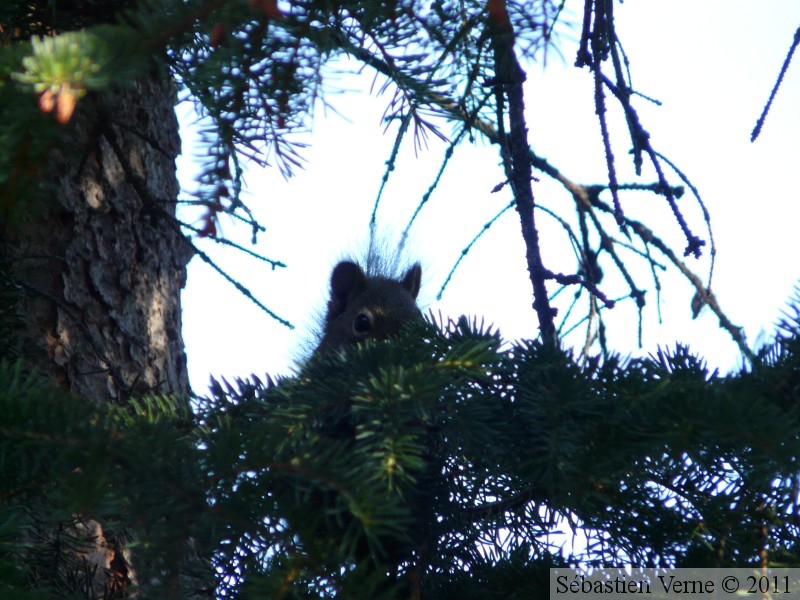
[752,26,800,142]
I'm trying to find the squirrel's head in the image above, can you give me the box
[316,260,422,354]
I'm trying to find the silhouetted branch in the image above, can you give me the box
[488,0,557,345]
[752,25,800,142]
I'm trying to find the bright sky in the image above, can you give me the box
[178,1,800,395]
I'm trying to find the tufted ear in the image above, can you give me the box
[327,261,367,320]
[401,263,422,300]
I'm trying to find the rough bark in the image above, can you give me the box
[4,76,194,596]
[8,77,192,403]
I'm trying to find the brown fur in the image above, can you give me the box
[315,260,422,354]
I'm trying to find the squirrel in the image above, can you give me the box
[315,259,423,354]
[304,258,428,593]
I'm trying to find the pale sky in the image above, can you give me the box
[178,1,800,395]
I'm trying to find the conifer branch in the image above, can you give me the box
[488,0,556,345]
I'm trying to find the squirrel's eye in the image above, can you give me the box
[353,312,372,334]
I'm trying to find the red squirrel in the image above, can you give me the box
[315,260,422,354]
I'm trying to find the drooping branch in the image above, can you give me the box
[272,10,741,356]
[588,194,752,361]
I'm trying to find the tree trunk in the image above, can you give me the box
[5,75,194,596]
[10,77,191,401]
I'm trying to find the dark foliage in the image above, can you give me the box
[2,303,799,597]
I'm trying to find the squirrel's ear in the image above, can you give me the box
[401,263,422,299]
[328,261,366,318]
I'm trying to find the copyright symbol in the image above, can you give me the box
[722,576,739,593]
